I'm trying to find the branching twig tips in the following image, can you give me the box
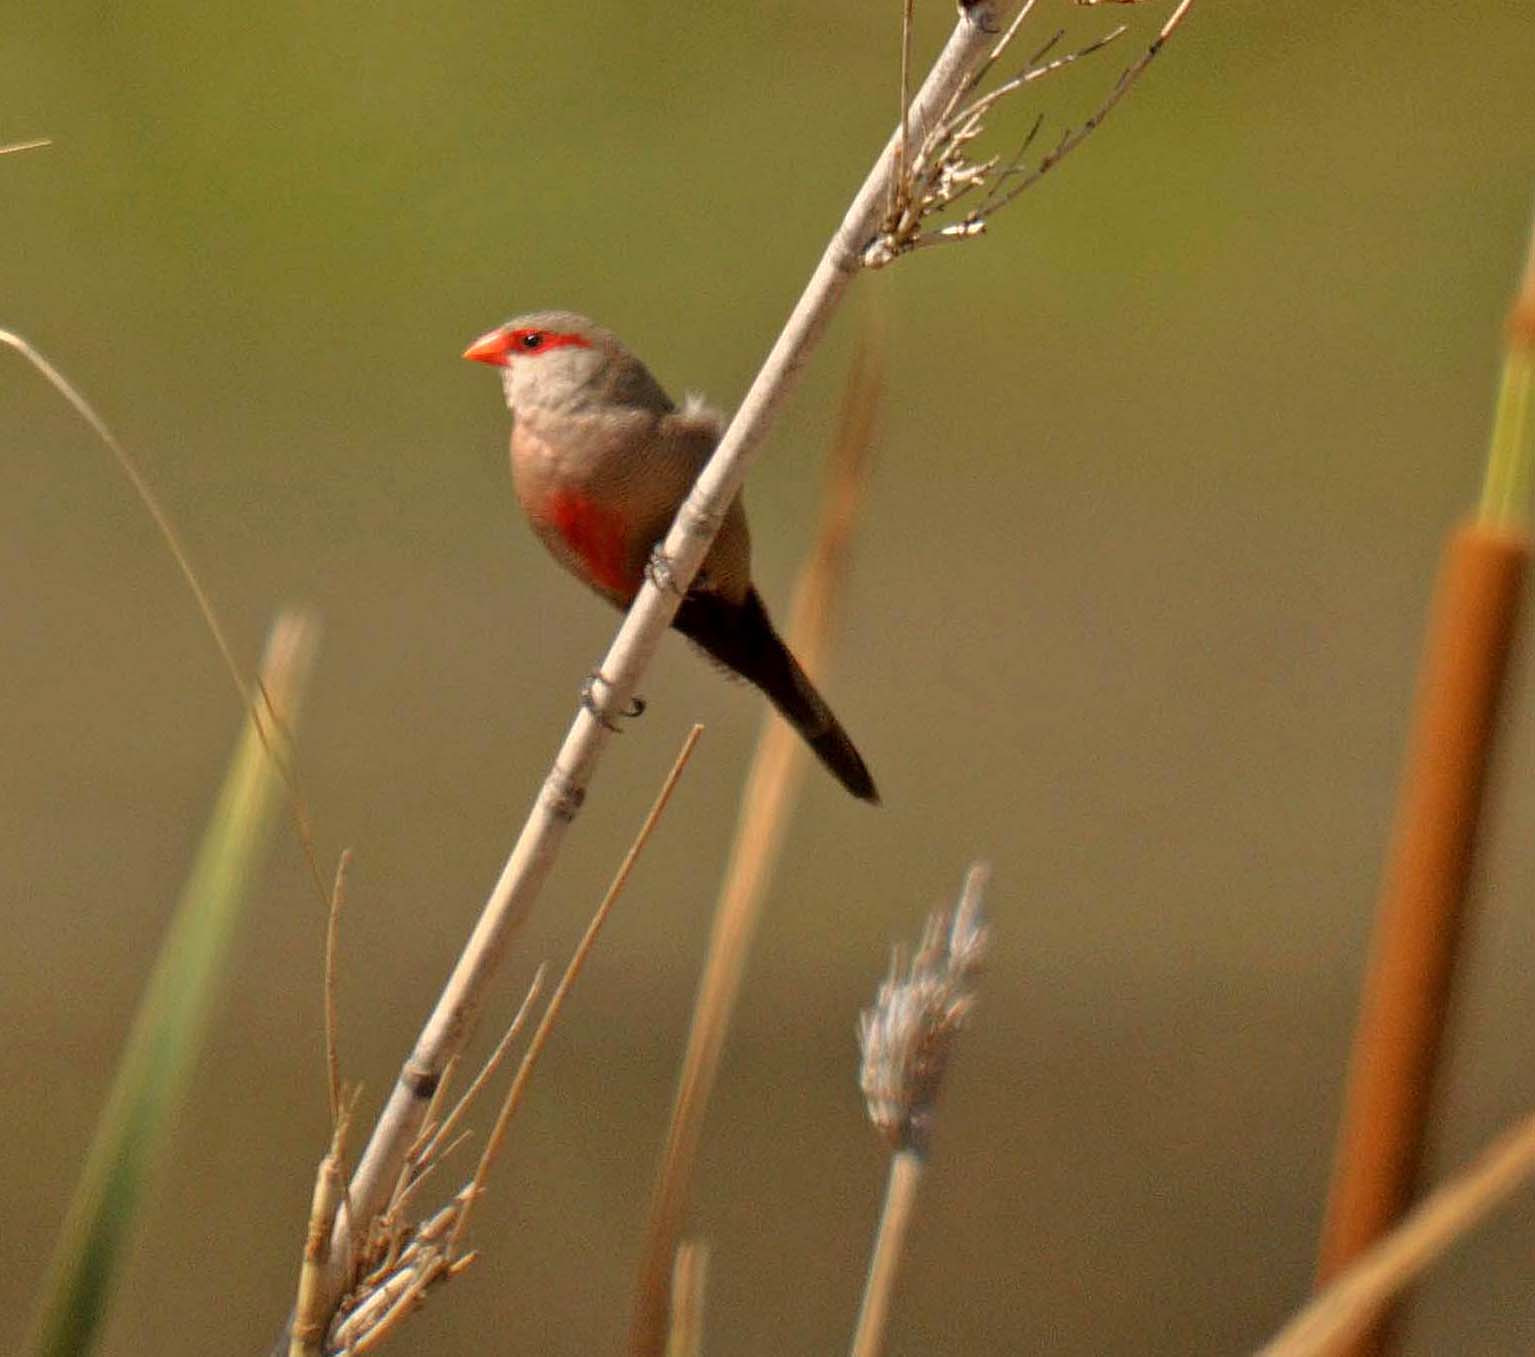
[864,0,1195,268]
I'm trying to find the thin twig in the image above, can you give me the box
[1264,1110,1535,1357]
[866,0,1194,266]
[406,1054,464,1167]
[447,724,705,1260]
[324,851,352,1130]
[0,137,51,155]
[889,0,915,227]
[417,971,546,1170]
[946,25,1128,137]
[963,0,1044,97]
[315,966,543,1354]
[324,5,1008,1317]
[975,0,1191,218]
[629,331,883,1357]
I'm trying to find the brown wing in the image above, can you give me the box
[653,407,752,606]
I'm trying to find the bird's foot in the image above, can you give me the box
[645,544,686,597]
[580,669,646,733]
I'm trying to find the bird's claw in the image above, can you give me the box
[645,544,685,597]
[580,670,645,732]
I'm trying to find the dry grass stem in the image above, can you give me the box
[629,337,882,1357]
[850,864,990,1357]
[849,1150,924,1357]
[665,1242,709,1357]
[292,1094,359,1357]
[0,328,333,910]
[865,0,1196,267]
[324,850,353,1130]
[890,0,916,227]
[323,976,543,1354]
[450,723,704,1258]
[1263,1110,1535,1357]
[324,12,1007,1314]
[321,0,1194,1324]
[416,1000,540,1173]
[318,726,703,1352]
[1,137,52,155]
[0,331,247,708]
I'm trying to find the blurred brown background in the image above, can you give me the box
[4,2,1535,1352]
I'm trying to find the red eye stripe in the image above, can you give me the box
[507,328,594,354]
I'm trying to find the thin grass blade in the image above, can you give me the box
[26,609,320,1357]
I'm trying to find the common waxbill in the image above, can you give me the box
[464,310,878,804]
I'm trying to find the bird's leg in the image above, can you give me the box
[580,669,646,732]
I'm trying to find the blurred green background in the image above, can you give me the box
[5,2,1535,1353]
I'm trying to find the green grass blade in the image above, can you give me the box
[26,609,321,1357]
[1478,205,1535,528]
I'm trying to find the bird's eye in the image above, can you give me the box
[520,331,545,350]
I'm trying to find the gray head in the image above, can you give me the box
[463,310,674,415]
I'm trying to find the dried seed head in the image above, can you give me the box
[864,0,1195,269]
[858,864,990,1155]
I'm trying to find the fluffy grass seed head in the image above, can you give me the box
[858,865,990,1156]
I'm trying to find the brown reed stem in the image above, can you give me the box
[1315,211,1535,1353]
[1315,522,1526,1354]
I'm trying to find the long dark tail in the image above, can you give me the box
[672,587,879,804]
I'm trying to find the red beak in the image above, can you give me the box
[463,327,514,367]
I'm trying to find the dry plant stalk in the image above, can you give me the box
[292,1095,359,1357]
[851,1152,923,1357]
[1314,206,1535,1355]
[628,333,882,1357]
[322,977,543,1355]
[324,851,353,1130]
[851,863,990,1357]
[317,0,1195,1321]
[314,728,701,1354]
[324,1,1007,1319]
[665,1242,709,1357]
[447,725,705,1260]
[1265,1109,1535,1357]
[1,137,51,155]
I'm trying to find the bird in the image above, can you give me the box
[464,309,878,804]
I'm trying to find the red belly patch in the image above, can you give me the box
[547,490,637,598]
